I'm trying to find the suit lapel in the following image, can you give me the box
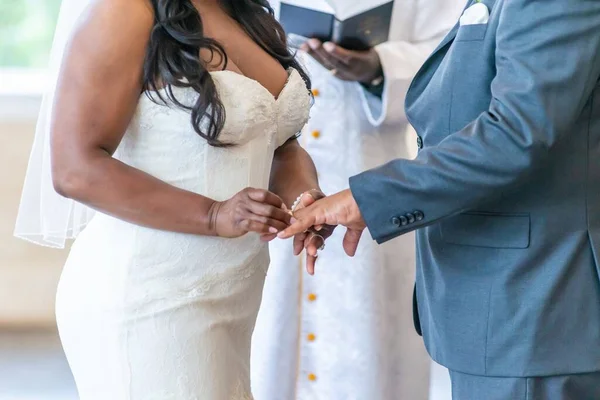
[430,22,460,59]
[404,22,459,108]
[426,0,499,63]
[405,0,498,108]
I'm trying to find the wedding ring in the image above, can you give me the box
[310,233,325,251]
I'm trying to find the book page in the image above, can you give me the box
[325,0,393,20]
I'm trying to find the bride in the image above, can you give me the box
[14,0,331,398]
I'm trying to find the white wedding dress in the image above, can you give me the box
[55,68,310,400]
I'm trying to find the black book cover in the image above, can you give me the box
[332,2,394,51]
[279,3,335,44]
[279,1,394,51]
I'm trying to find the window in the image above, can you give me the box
[0,0,62,69]
[0,0,61,117]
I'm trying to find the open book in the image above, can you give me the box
[279,0,394,51]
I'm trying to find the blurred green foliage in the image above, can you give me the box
[0,0,62,68]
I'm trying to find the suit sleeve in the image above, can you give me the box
[350,0,600,244]
[359,0,465,127]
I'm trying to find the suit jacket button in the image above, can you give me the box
[406,213,416,224]
[391,216,401,226]
[399,216,409,226]
[417,136,423,149]
[413,211,424,221]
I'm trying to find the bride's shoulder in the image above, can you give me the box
[83,0,154,32]
[68,0,154,61]
[91,0,153,13]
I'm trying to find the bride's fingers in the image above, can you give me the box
[293,232,308,256]
[306,253,317,275]
[302,231,326,275]
[304,235,315,256]
[305,232,325,275]
[320,224,336,239]
[304,233,324,258]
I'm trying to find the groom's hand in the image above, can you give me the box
[279,189,366,257]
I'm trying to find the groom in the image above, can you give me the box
[280,0,600,398]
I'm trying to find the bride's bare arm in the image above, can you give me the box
[51,0,290,237]
[270,139,321,207]
[269,139,335,274]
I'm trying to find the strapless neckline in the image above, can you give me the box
[210,67,300,102]
[149,68,302,105]
[133,66,310,148]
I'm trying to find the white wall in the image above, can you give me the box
[0,97,68,327]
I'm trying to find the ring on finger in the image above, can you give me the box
[310,233,326,251]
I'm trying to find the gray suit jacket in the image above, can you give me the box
[350,0,600,377]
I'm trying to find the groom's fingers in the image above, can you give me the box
[305,233,324,275]
[278,214,317,239]
[343,228,363,257]
[299,192,317,208]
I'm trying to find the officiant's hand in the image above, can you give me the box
[301,39,382,84]
[278,189,366,258]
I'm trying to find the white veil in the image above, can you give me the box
[14,0,95,248]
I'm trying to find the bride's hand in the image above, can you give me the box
[209,188,291,238]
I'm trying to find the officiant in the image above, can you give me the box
[252,1,464,399]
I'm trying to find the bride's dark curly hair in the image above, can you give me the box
[143,0,310,147]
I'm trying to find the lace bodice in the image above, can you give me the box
[115,68,310,201]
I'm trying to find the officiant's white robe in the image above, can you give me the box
[252,1,464,399]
